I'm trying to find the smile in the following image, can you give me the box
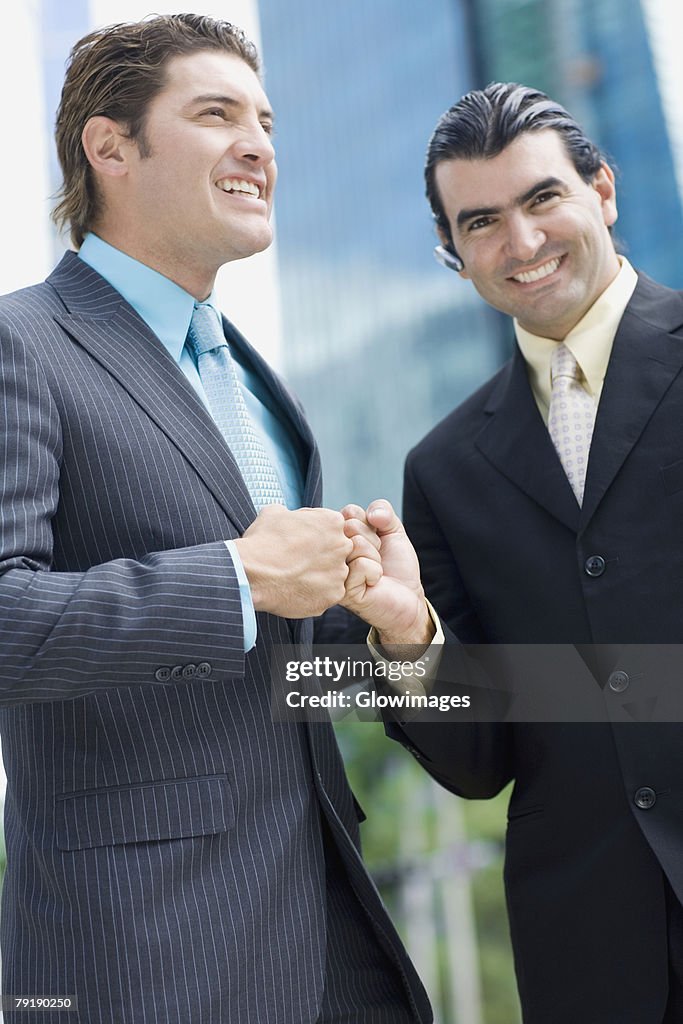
[511,257,562,284]
[216,177,263,199]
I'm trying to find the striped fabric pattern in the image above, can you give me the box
[0,255,431,1024]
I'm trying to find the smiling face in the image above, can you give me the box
[434,129,621,339]
[91,49,276,298]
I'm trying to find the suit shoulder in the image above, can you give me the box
[0,280,67,359]
[627,272,683,331]
[0,279,64,325]
[407,360,511,466]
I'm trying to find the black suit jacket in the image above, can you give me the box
[391,274,683,1023]
[0,253,431,1024]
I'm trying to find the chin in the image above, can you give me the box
[231,230,273,261]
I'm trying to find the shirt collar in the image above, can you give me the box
[515,256,638,412]
[78,233,219,363]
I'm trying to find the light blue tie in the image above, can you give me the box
[186,302,285,510]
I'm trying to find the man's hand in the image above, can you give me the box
[341,501,435,652]
[234,505,361,618]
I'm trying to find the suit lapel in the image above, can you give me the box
[580,275,683,527]
[48,253,319,532]
[475,347,581,532]
[476,275,683,534]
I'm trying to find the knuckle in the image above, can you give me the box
[344,503,364,519]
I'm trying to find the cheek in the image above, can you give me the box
[466,253,500,290]
[266,168,277,211]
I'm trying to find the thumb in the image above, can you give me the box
[366,500,403,537]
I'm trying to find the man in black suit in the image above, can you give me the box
[350,82,683,1023]
[0,14,432,1023]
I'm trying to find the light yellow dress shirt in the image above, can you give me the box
[515,256,638,422]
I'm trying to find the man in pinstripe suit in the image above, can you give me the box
[0,15,433,1024]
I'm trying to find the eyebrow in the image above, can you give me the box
[186,93,275,124]
[456,176,567,229]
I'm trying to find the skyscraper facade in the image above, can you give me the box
[259,0,504,511]
[473,0,683,285]
[260,0,683,512]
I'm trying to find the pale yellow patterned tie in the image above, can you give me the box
[548,343,597,505]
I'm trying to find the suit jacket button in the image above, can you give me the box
[155,667,170,682]
[182,664,197,679]
[634,787,656,810]
[170,665,183,681]
[584,555,606,577]
[608,671,629,693]
[197,662,212,678]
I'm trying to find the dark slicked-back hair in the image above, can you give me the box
[53,13,260,248]
[426,82,605,250]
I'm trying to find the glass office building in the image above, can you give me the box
[261,0,683,514]
[259,0,504,512]
[473,0,683,285]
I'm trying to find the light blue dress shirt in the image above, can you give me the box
[78,232,305,652]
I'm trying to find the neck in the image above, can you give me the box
[91,225,217,301]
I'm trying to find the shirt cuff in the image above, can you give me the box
[366,599,444,693]
[225,540,257,653]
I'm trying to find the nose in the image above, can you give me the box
[504,213,546,263]
[233,122,275,166]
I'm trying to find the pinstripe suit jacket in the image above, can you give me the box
[0,253,430,1024]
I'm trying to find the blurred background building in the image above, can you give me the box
[260,0,683,513]
[2,1,683,1022]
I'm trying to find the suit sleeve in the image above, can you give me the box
[379,450,514,800]
[0,314,245,704]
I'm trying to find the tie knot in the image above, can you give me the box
[187,302,227,358]
[550,342,582,385]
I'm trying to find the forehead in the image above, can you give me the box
[155,49,270,112]
[435,130,579,215]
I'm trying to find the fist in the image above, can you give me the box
[340,500,434,648]
[234,504,355,618]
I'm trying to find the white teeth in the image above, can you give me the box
[512,257,561,284]
[217,178,261,197]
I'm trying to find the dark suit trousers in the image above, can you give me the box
[664,878,683,1023]
[317,819,414,1024]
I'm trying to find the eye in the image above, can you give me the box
[468,216,494,232]
[200,108,227,120]
[260,121,275,137]
[532,190,560,206]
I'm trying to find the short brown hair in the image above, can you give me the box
[53,13,260,248]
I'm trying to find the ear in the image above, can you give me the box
[81,116,132,179]
[437,227,468,278]
[592,161,618,228]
